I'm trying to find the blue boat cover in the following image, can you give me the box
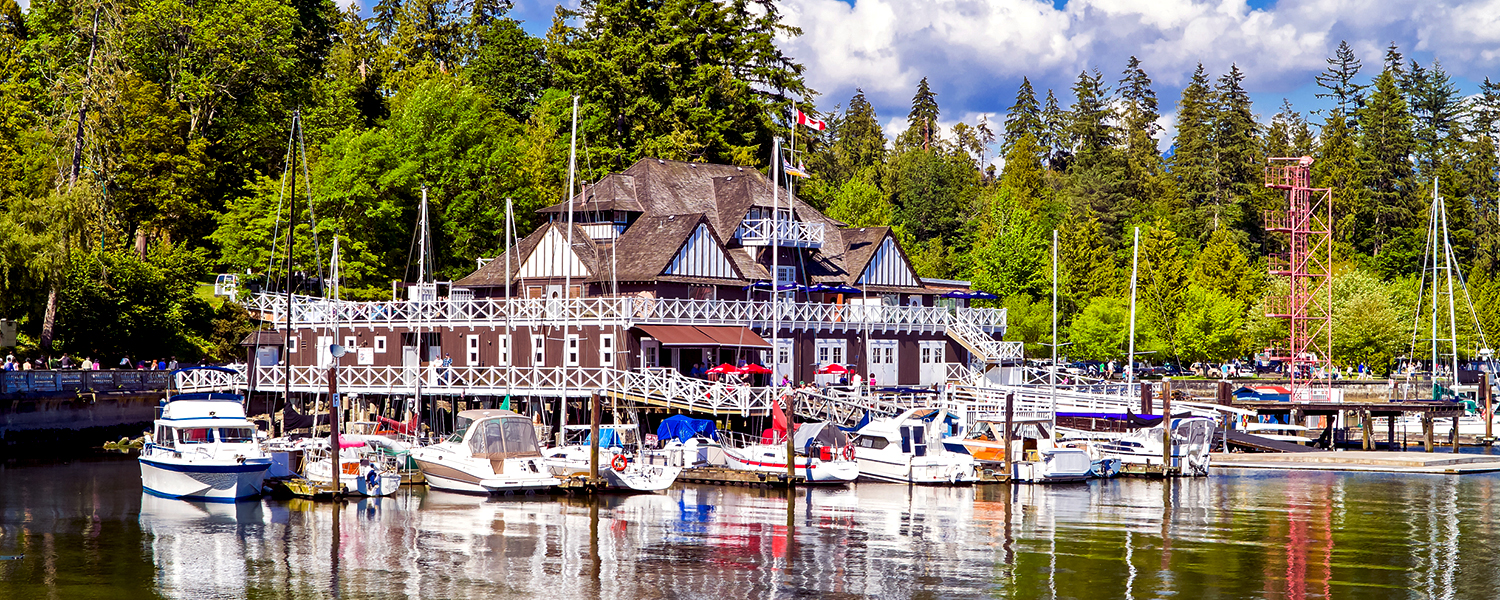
[656,415,719,443]
[582,428,626,448]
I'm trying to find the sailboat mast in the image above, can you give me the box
[505,197,513,405]
[562,96,579,435]
[1051,229,1058,429]
[1127,227,1139,385]
[1439,181,1460,382]
[282,112,298,439]
[1430,179,1440,378]
[771,136,781,384]
[418,186,429,285]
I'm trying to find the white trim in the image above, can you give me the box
[373,336,386,353]
[858,236,919,287]
[531,334,545,367]
[665,224,737,279]
[466,334,480,367]
[497,334,511,367]
[518,226,592,278]
[599,334,615,367]
[565,334,581,367]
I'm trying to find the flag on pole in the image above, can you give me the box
[783,158,809,178]
[795,109,827,131]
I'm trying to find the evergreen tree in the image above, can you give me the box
[1059,215,1117,311]
[1171,64,1215,208]
[1118,56,1161,173]
[1002,77,1044,156]
[1410,60,1465,176]
[1139,221,1187,361]
[1041,89,1068,170]
[1067,69,1116,166]
[1211,64,1259,221]
[1190,227,1260,304]
[831,89,886,181]
[1264,100,1314,158]
[906,76,940,150]
[1315,40,1366,129]
[1357,68,1416,259]
[999,133,1046,207]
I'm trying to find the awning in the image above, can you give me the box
[635,325,771,348]
[696,326,771,348]
[636,325,717,346]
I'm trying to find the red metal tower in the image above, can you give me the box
[1264,157,1334,401]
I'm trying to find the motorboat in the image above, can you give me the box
[1095,415,1215,476]
[649,414,726,467]
[947,419,1099,483]
[139,367,271,502]
[543,425,681,492]
[410,409,560,494]
[299,437,403,496]
[850,407,977,484]
[722,421,859,484]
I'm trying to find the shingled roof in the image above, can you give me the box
[459,158,929,292]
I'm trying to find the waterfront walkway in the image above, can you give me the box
[1213,450,1500,474]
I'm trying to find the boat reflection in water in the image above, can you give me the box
[108,469,1500,598]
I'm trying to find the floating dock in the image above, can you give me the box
[1213,451,1500,474]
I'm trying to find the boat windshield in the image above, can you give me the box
[466,417,541,458]
[218,428,255,443]
[449,415,475,443]
[178,427,212,444]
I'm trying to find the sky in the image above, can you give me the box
[18,0,1500,154]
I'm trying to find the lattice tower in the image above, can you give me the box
[1264,157,1334,401]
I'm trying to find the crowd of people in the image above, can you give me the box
[1,354,186,372]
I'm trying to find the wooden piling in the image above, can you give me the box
[1424,414,1434,453]
[589,391,600,484]
[1361,409,1372,451]
[1451,415,1460,453]
[1140,382,1153,415]
[1003,392,1014,479]
[1162,379,1172,468]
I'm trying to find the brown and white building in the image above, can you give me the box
[250,159,1013,414]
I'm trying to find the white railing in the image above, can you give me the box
[244,294,1008,334]
[612,367,778,415]
[734,219,825,248]
[946,316,1023,363]
[175,366,246,393]
[255,365,622,398]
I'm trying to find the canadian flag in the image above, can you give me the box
[795,109,826,131]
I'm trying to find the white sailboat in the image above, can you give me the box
[722,421,859,484]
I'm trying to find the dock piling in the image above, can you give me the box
[589,391,600,484]
[1361,410,1372,450]
[1162,380,1172,468]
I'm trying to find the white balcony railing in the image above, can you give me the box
[245,294,1007,334]
[734,218,825,248]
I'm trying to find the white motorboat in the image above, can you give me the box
[649,414,726,467]
[139,367,271,502]
[1095,415,1215,476]
[300,438,403,496]
[850,407,977,484]
[945,420,1097,483]
[722,422,859,484]
[1009,445,1095,483]
[411,409,560,494]
[543,425,681,492]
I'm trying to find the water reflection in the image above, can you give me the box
[5,458,1500,598]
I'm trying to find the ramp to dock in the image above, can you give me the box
[1223,430,1322,453]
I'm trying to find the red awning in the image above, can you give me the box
[694,326,771,348]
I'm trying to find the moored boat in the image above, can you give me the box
[850,407,977,484]
[411,409,559,494]
[139,367,271,502]
[722,421,858,484]
[543,425,681,492]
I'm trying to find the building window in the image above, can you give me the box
[344,336,357,350]
[566,335,580,366]
[288,336,298,353]
[374,336,387,353]
[689,286,715,301]
[600,334,615,367]
[908,295,922,307]
[776,266,796,302]
[497,335,510,366]
[532,335,545,366]
[643,342,658,368]
[466,335,480,366]
[527,286,544,299]
[816,339,846,367]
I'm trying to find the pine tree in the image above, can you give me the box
[999,133,1046,207]
[1139,221,1188,361]
[1118,57,1160,164]
[1002,77,1043,156]
[833,89,886,179]
[1212,64,1259,214]
[1067,69,1116,166]
[907,76,940,150]
[1041,89,1068,170]
[1410,60,1465,176]
[1171,64,1215,207]
[1357,68,1416,258]
[1190,227,1260,304]
[1315,40,1366,129]
[1060,215,1117,312]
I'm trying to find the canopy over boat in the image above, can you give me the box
[657,415,719,443]
[792,422,848,451]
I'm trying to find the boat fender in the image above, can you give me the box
[611,454,629,471]
[842,445,855,461]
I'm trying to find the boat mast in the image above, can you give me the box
[282,112,299,440]
[415,186,427,437]
[505,197,513,409]
[1051,229,1058,437]
[328,234,341,493]
[561,96,579,442]
[1127,227,1139,385]
[771,135,781,386]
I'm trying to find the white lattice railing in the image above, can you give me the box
[175,367,246,393]
[945,315,1023,363]
[255,365,622,398]
[245,294,1007,334]
[734,218,826,248]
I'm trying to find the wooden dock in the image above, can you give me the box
[676,466,804,487]
[1213,451,1500,474]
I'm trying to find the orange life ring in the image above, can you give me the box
[842,445,855,461]
[611,454,629,471]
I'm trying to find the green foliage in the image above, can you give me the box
[54,246,229,360]
[885,147,978,243]
[467,18,549,120]
[959,194,1048,300]
[1066,296,1129,361]
[822,167,892,228]
[1002,294,1052,357]
[1173,285,1245,362]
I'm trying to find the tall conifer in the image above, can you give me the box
[1172,64,1215,207]
[1002,77,1043,155]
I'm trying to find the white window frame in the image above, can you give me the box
[344,336,357,351]
[497,334,510,366]
[641,339,660,368]
[532,334,545,366]
[565,334,580,367]
[776,266,796,302]
[815,339,847,367]
[600,334,615,367]
[374,336,387,353]
[288,335,298,353]
[466,334,480,366]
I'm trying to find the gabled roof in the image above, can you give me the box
[454,221,602,288]
[612,214,741,283]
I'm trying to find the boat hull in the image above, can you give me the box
[302,458,404,497]
[414,457,559,495]
[853,453,976,484]
[139,457,270,503]
[722,446,858,483]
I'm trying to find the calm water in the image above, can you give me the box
[3,456,1500,599]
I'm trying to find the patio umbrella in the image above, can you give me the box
[816,364,851,375]
[742,363,773,375]
[706,363,741,375]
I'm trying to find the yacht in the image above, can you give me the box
[543,425,681,492]
[410,409,560,494]
[1094,415,1215,476]
[139,367,271,502]
[722,421,858,484]
[850,407,977,484]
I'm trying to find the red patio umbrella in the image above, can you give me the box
[706,363,741,375]
[741,363,772,375]
[817,364,851,375]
